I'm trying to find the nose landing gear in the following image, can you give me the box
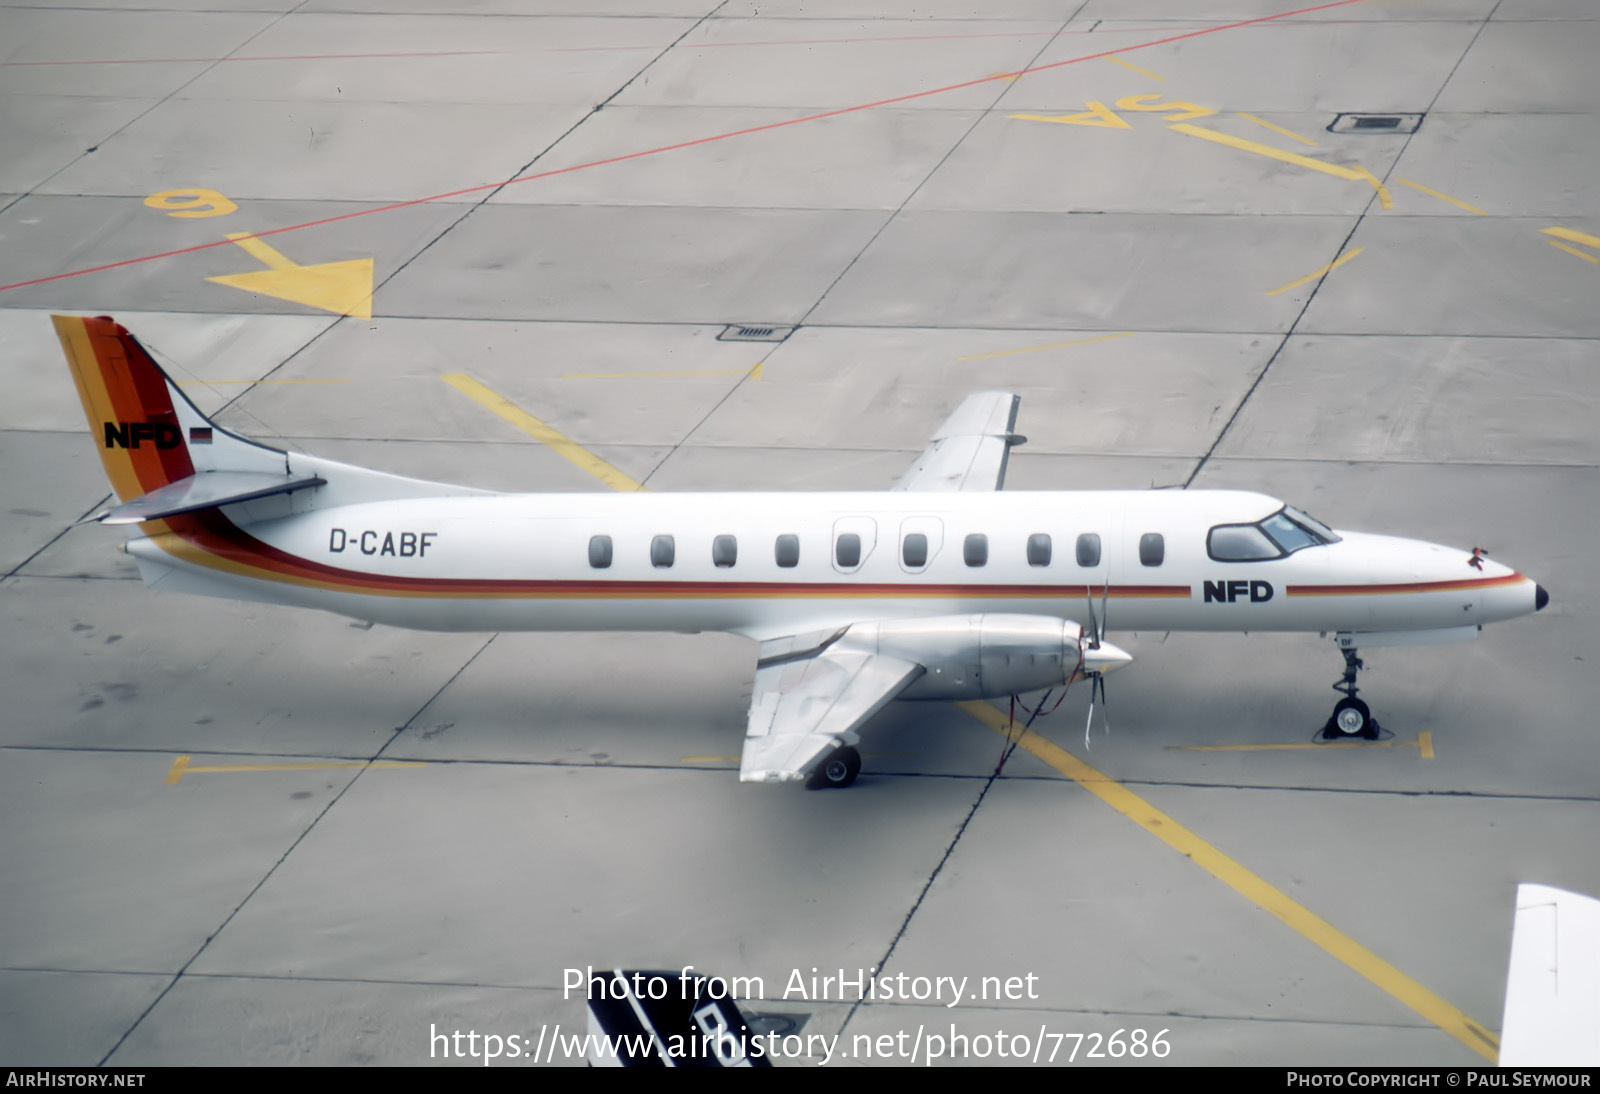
[1322,646,1382,740]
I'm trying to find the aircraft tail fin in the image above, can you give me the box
[53,314,486,525]
[52,314,294,507]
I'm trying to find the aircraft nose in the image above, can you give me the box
[1536,585,1549,612]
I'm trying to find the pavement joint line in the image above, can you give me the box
[957,700,1499,1062]
[440,373,646,492]
[0,0,1372,296]
[955,332,1133,360]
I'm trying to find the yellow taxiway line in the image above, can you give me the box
[959,701,1497,1062]
[1265,247,1364,297]
[1104,55,1164,81]
[1396,178,1488,217]
[1170,731,1434,759]
[167,755,426,784]
[441,373,646,492]
[1235,113,1318,146]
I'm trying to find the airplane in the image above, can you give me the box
[52,313,1548,789]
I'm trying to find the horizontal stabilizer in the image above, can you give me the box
[1500,883,1600,1066]
[97,471,325,525]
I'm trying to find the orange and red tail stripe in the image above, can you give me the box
[54,314,194,502]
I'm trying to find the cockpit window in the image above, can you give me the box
[1261,512,1317,554]
[1284,506,1340,544]
[1209,506,1341,562]
[1208,524,1281,561]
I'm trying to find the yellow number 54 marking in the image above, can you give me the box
[1114,94,1217,122]
[144,188,238,218]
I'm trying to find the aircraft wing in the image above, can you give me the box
[739,630,925,784]
[1499,883,1600,1066]
[893,391,1024,492]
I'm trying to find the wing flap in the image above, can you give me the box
[739,648,924,784]
[894,391,1023,492]
[96,471,325,525]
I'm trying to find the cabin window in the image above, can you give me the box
[1076,533,1101,568]
[836,533,862,568]
[963,533,988,567]
[1139,533,1165,567]
[902,533,928,568]
[651,535,675,568]
[712,535,737,568]
[775,534,800,568]
[588,535,612,569]
[1207,524,1281,562]
[1027,534,1052,567]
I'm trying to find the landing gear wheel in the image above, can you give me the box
[1325,697,1378,741]
[806,746,861,790]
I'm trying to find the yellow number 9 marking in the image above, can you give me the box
[144,189,238,219]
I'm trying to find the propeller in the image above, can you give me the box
[1082,577,1113,749]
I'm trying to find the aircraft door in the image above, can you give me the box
[832,516,877,574]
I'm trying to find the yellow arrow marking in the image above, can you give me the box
[207,232,375,319]
[1265,247,1363,296]
[441,373,646,492]
[956,332,1134,361]
[959,701,1497,1062]
[1169,731,1434,758]
[1541,226,1600,249]
[167,754,425,783]
[1548,240,1600,266]
[1541,227,1600,266]
[1010,101,1131,129]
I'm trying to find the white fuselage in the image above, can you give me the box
[130,487,1538,641]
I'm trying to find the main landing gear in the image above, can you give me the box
[806,745,861,790]
[1321,646,1381,741]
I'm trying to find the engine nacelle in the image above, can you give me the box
[838,613,1114,701]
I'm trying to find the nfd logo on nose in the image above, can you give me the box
[104,421,181,450]
[1203,579,1274,603]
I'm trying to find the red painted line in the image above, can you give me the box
[0,0,1368,296]
[2,49,505,68]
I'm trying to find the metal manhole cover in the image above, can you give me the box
[1327,112,1423,134]
[718,324,794,343]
